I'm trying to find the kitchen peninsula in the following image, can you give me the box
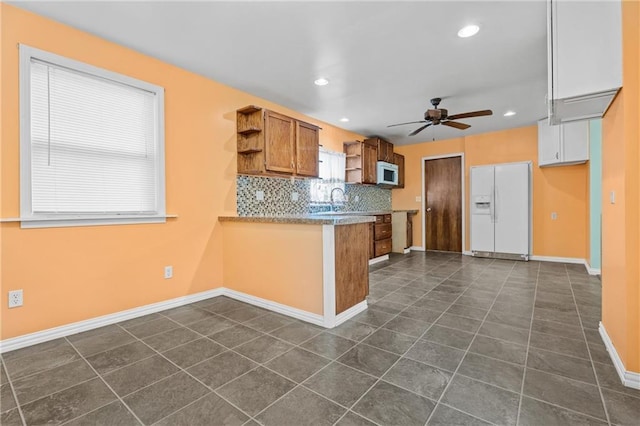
[219,214,375,328]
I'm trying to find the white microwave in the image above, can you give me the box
[376,161,399,186]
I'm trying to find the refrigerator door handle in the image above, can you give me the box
[494,186,499,223]
[490,185,495,224]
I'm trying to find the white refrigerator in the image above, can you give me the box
[470,162,531,260]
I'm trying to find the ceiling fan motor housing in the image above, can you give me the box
[425,108,447,120]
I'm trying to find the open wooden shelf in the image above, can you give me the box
[238,148,263,154]
[238,127,262,135]
[345,167,362,171]
[237,105,262,114]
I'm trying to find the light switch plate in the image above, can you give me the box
[610,191,615,204]
[415,196,422,202]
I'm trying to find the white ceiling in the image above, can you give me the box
[11,1,549,145]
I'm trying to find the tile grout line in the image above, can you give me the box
[62,336,146,426]
[330,255,471,425]
[565,266,613,426]
[333,256,497,426]
[114,320,263,425]
[514,259,541,425]
[1,357,28,426]
[422,258,519,426]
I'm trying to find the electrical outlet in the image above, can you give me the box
[164,266,173,279]
[8,290,23,308]
[256,190,264,201]
[291,192,299,201]
[610,191,616,204]
[416,196,422,202]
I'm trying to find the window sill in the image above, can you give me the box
[0,214,178,229]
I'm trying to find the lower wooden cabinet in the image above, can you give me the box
[370,214,392,259]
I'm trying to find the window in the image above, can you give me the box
[19,45,166,228]
[310,148,346,204]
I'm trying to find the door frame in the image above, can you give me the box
[420,153,466,253]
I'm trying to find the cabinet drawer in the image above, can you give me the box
[374,214,392,224]
[374,223,392,240]
[374,238,392,257]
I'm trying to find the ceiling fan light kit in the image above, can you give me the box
[388,97,493,136]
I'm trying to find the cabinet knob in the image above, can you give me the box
[426,207,432,212]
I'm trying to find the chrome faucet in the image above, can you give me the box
[330,187,345,211]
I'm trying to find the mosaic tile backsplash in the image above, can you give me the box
[237,175,392,216]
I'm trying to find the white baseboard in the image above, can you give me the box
[599,322,640,389]
[462,251,473,256]
[584,261,601,276]
[0,287,334,354]
[223,289,325,327]
[410,246,425,251]
[530,255,585,264]
[335,300,367,327]
[369,254,389,265]
[530,255,599,275]
[403,248,411,254]
[0,288,224,354]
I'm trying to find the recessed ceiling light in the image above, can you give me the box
[458,24,480,38]
[339,117,350,122]
[504,111,516,117]
[314,78,329,86]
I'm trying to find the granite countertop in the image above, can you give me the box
[308,210,418,215]
[218,214,376,225]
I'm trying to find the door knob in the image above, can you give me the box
[426,207,432,212]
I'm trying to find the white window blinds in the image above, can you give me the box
[29,59,159,214]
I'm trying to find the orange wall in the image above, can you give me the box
[393,126,589,259]
[221,222,324,315]
[601,0,640,372]
[0,4,362,340]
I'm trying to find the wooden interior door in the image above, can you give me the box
[264,111,295,173]
[425,157,462,252]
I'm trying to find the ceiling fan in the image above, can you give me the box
[387,98,493,136]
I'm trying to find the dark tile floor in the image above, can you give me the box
[2,252,639,425]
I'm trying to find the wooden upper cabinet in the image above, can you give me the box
[264,111,296,174]
[362,142,378,184]
[393,152,405,188]
[295,121,320,177]
[236,106,319,177]
[344,139,377,185]
[365,137,394,162]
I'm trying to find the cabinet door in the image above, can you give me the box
[393,153,405,188]
[295,121,319,177]
[377,139,394,162]
[406,214,413,248]
[264,111,295,173]
[538,119,561,166]
[369,223,375,259]
[362,143,378,184]
[562,120,589,163]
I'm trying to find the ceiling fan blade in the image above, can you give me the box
[387,120,428,128]
[447,110,493,120]
[408,123,432,136]
[442,121,471,130]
